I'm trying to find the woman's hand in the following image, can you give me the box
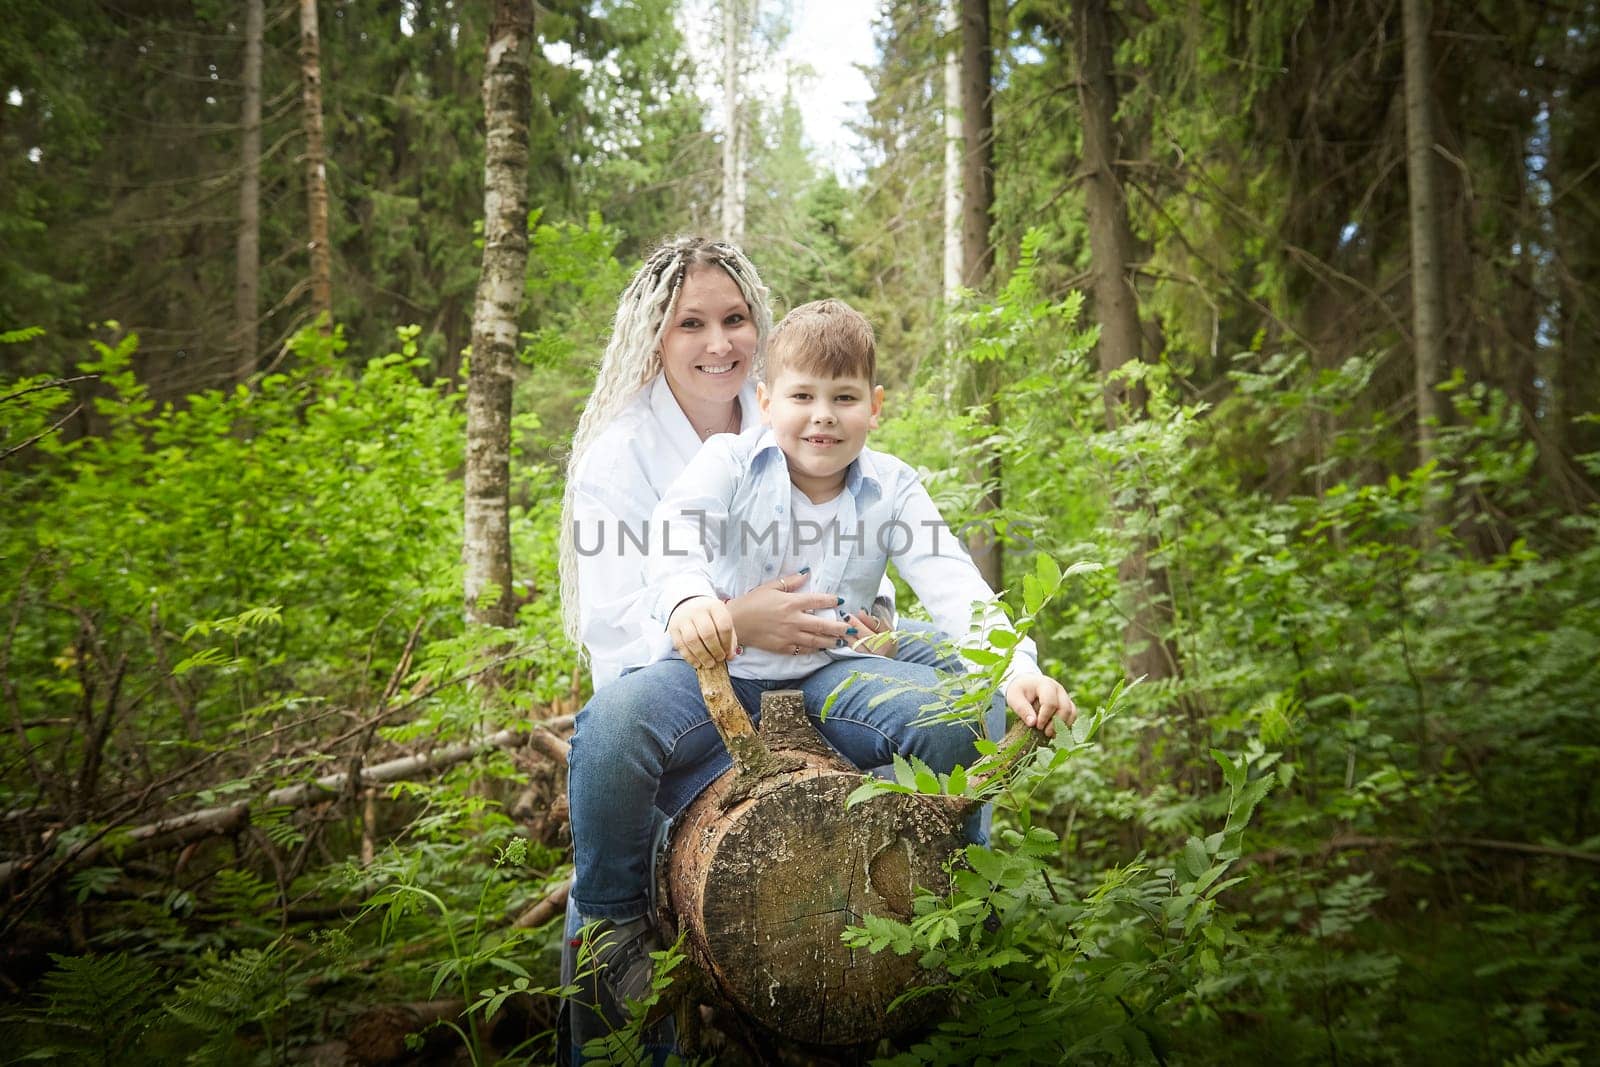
[1004,674,1077,737]
[726,571,850,655]
[667,596,737,668]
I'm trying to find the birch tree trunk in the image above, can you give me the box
[941,0,963,309]
[720,0,746,245]
[463,0,533,630]
[233,0,263,382]
[1074,0,1181,703]
[959,0,1002,592]
[299,0,333,329]
[1403,0,1446,525]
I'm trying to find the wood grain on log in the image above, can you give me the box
[662,671,984,1046]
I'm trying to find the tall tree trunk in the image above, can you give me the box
[720,0,746,244]
[299,0,333,330]
[234,0,263,382]
[1076,0,1143,421]
[1074,0,1180,705]
[1402,0,1446,523]
[1550,43,1600,483]
[464,0,533,630]
[941,0,963,308]
[958,0,993,292]
[960,0,1002,592]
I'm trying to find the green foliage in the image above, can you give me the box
[164,943,291,1059]
[3,1,1597,1060]
[845,685,1267,1064]
[869,226,1600,1061]
[0,317,584,1061]
[20,952,164,1065]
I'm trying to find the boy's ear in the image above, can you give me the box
[869,384,884,430]
[756,380,773,425]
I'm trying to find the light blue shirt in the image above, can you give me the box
[647,427,1039,685]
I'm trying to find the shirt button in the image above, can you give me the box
[764,564,774,572]
[775,504,784,513]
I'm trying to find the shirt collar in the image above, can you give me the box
[849,447,885,499]
[648,374,760,464]
[748,429,885,501]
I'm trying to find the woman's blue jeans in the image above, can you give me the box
[567,644,1003,922]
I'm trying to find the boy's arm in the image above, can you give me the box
[891,478,1076,734]
[889,479,1041,682]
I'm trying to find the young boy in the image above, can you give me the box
[653,298,1074,735]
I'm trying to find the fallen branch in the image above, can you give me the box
[511,879,570,930]
[525,726,570,765]
[0,716,574,891]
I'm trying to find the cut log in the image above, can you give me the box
[661,664,1041,1047]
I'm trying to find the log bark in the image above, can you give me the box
[660,665,1041,1046]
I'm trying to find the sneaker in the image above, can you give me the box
[569,916,664,1047]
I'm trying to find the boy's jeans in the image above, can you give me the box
[567,653,1006,922]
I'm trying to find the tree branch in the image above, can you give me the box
[0,716,575,893]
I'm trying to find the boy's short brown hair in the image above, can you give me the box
[765,299,876,384]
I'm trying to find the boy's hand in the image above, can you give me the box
[668,596,737,669]
[843,609,897,658]
[1004,674,1076,738]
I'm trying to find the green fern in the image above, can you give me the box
[1502,1044,1587,1067]
[164,942,287,1038]
[32,952,162,1063]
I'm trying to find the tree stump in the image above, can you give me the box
[660,664,1039,1048]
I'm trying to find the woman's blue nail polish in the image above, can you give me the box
[799,565,811,574]
[836,596,845,606]
[836,638,845,647]
[846,627,858,635]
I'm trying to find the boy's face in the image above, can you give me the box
[758,365,884,501]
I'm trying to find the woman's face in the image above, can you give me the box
[659,266,757,416]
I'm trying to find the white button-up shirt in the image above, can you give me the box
[646,427,1040,685]
[569,376,762,688]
